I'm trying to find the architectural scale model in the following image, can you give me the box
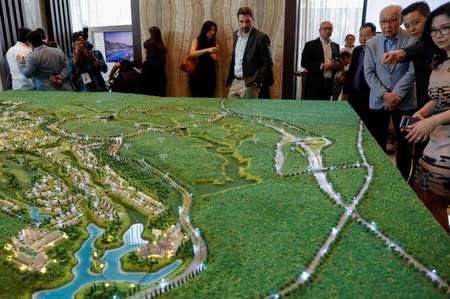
[0,91,448,299]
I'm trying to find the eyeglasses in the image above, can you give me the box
[320,27,332,31]
[430,25,450,37]
[380,19,399,26]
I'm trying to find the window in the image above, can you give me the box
[296,0,363,98]
[69,0,132,31]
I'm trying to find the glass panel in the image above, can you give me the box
[69,0,132,31]
[295,0,363,99]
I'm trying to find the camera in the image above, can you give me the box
[83,41,93,51]
[399,115,420,128]
[82,27,93,50]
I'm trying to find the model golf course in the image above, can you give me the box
[0,91,448,299]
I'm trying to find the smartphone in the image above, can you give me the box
[399,115,420,128]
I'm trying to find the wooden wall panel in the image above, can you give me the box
[139,0,285,98]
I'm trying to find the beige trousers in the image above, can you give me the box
[227,79,260,99]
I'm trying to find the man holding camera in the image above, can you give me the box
[69,31,108,92]
[301,20,341,100]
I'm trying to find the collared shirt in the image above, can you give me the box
[384,36,399,52]
[320,37,333,79]
[234,28,252,79]
[5,42,34,90]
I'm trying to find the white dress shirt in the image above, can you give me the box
[233,28,252,79]
[320,37,333,79]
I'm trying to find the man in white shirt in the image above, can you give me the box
[226,6,274,99]
[5,27,34,90]
[301,21,341,100]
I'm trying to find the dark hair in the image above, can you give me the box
[422,2,450,67]
[17,27,32,43]
[119,59,134,72]
[198,20,217,48]
[401,1,430,18]
[36,28,47,40]
[71,31,84,43]
[149,26,163,43]
[144,26,167,58]
[360,22,377,33]
[340,51,352,59]
[345,34,355,40]
[237,7,253,19]
[25,30,44,47]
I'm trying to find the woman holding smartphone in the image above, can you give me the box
[188,20,219,98]
[404,2,450,235]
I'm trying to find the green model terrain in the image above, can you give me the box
[0,91,448,299]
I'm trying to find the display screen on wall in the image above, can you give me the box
[364,0,443,30]
[104,31,134,62]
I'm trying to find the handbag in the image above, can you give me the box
[180,54,198,74]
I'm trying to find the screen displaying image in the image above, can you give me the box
[104,31,134,62]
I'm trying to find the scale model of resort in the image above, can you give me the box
[0,91,448,299]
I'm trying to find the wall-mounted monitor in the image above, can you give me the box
[104,31,134,62]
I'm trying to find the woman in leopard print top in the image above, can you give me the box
[404,2,450,235]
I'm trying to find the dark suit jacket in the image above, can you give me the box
[403,41,433,109]
[301,37,340,99]
[226,28,274,88]
[343,45,370,97]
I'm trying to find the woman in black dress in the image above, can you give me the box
[140,26,167,96]
[188,21,219,98]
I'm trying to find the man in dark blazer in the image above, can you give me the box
[301,21,341,100]
[343,22,377,125]
[226,6,274,99]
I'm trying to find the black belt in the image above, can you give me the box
[235,76,243,80]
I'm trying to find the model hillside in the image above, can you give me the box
[0,91,448,299]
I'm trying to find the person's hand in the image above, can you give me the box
[337,74,346,83]
[208,46,219,61]
[50,75,63,86]
[383,92,401,111]
[382,50,406,64]
[323,61,339,70]
[404,117,436,143]
[74,41,87,56]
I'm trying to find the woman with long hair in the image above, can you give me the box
[188,20,219,97]
[404,2,450,235]
[140,26,167,96]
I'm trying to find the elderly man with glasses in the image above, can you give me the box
[364,5,417,180]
